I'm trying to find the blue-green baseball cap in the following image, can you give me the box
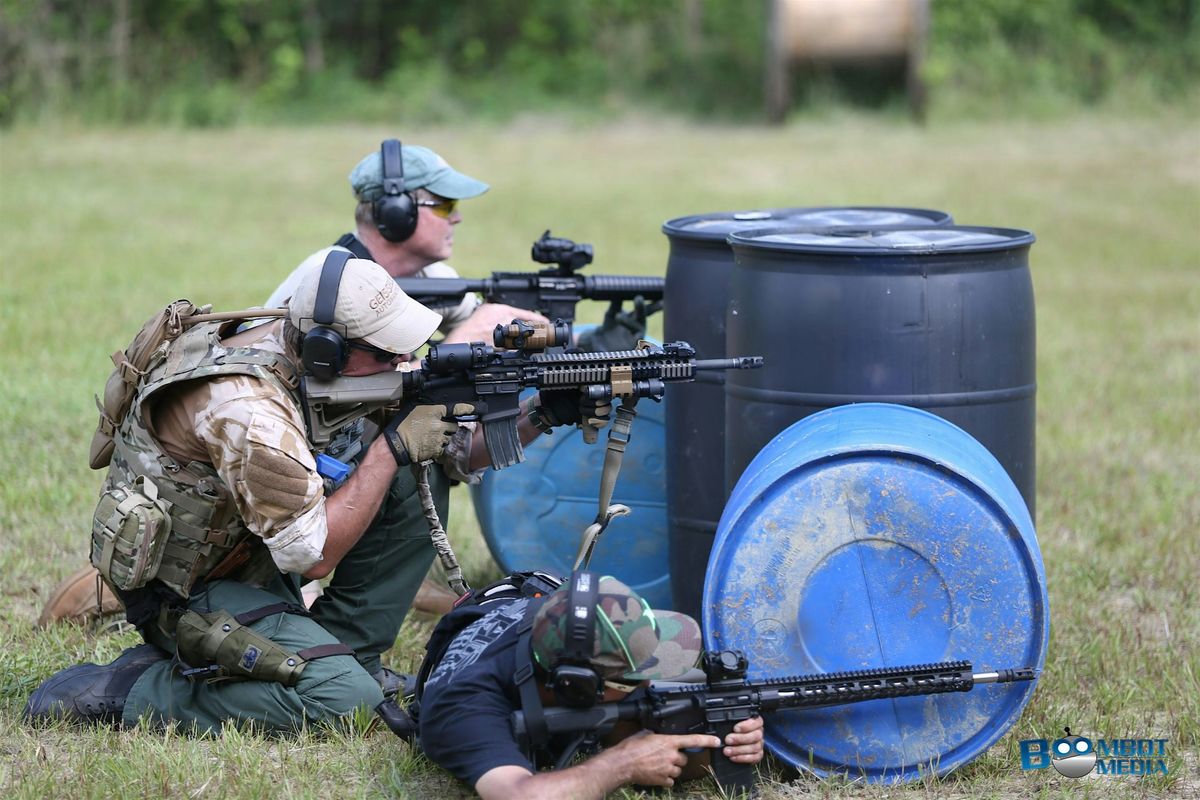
[349,144,489,202]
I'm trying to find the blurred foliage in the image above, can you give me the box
[0,0,1196,126]
[927,0,1200,114]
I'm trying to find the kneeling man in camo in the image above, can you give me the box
[24,257,590,732]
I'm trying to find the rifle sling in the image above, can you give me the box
[597,401,637,515]
[573,400,638,570]
[513,606,550,765]
[413,461,470,596]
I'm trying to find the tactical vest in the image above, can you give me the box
[91,320,303,599]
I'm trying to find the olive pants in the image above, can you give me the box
[124,466,449,733]
[309,464,448,675]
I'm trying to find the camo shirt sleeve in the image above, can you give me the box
[191,375,328,575]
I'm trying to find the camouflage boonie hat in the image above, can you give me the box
[531,575,703,682]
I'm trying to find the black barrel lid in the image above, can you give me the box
[729,225,1036,255]
[663,207,953,241]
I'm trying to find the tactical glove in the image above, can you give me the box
[530,389,612,435]
[383,403,473,466]
[576,298,648,353]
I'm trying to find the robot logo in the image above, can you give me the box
[1050,727,1097,778]
[1021,727,1169,776]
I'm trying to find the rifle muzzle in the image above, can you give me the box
[695,356,764,371]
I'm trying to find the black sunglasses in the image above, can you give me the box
[347,340,397,362]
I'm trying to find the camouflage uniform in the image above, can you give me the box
[106,320,466,733]
[261,244,483,674]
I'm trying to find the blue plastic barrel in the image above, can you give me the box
[471,329,671,608]
[704,403,1048,782]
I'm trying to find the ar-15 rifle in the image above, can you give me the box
[512,650,1036,795]
[301,320,763,469]
[397,231,664,322]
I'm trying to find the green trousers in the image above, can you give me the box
[308,464,449,675]
[124,466,449,733]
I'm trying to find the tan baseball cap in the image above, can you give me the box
[288,257,442,354]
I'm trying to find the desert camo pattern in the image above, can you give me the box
[102,320,323,596]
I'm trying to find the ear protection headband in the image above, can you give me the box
[301,249,353,380]
[373,139,419,243]
[548,570,604,708]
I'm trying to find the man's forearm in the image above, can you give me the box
[304,437,397,579]
[475,747,631,800]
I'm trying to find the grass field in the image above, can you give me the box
[1,111,1197,799]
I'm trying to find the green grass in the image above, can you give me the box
[1,111,1197,798]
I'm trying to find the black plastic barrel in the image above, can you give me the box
[724,225,1037,525]
[663,207,952,618]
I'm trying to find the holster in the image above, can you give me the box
[176,609,308,686]
[174,605,354,687]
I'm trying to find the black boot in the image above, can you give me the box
[24,643,168,726]
[375,698,418,741]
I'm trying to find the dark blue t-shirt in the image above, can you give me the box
[418,597,537,787]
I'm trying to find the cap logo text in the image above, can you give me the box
[368,282,398,314]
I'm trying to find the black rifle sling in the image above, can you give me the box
[514,604,550,763]
[332,233,374,261]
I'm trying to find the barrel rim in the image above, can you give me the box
[661,206,954,241]
[728,224,1036,255]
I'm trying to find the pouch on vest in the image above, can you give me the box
[89,299,206,469]
[175,609,309,686]
[90,476,171,592]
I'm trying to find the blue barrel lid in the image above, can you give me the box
[662,207,952,242]
[471,327,671,608]
[704,403,1047,783]
[729,225,1035,255]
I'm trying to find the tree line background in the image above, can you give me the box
[0,0,1196,126]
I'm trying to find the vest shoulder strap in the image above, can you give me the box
[333,233,374,261]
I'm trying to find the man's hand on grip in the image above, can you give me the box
[382,402,472,465]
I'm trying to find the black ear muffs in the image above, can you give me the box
[301,250,353,380]
[373,139,418,243]
[549,570,603,708]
